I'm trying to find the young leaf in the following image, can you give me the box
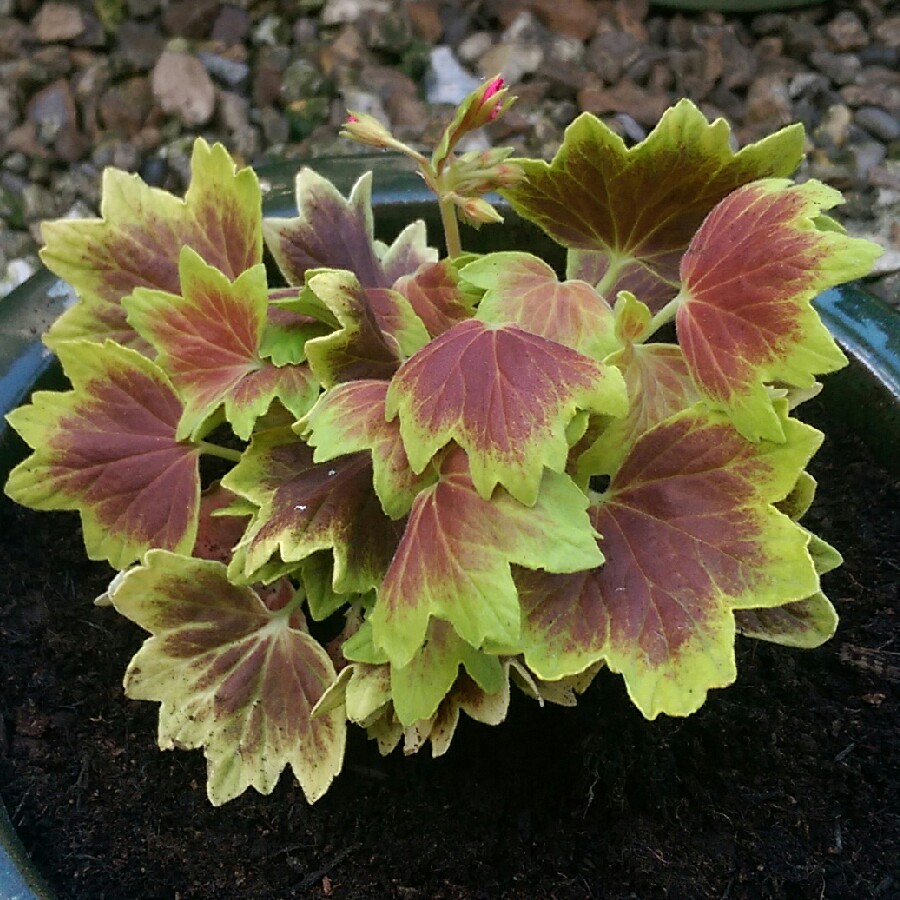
[675,178,881,441]
[461,252,617,360]
[500,100,805,309]
[301,379,436,519]
[222,427,404,593]
[193,483,249,564]
[5,341,200,569]
[385,318,627,505]
[303,269,429,386]
[734,593,838,648]
[259,308,331,366]
[109,551,345,805]
[125,250,319,440]
[42,139,261,351]
[370,446,603,668]
[263,170,434,289]
[578,342,700,477]
[517,404,822,719]
[390,619,505,726]
[392,258,479,338]
[379,220,439,285]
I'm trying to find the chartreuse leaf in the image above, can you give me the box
[300,379,435,519]
[42,138,261,351]
[259,308,331,366]
[342,618,504,726]
[461,252,617,360]
[676,179,881,442]
[303,270,429,386]
[500,99,805,309]
[385,318,627,505]
[735,593,837,648]
[4,341,200,569]
[518,403,822,719]
[578,342,700,477]
[125,249,318,440]
[392,257,479,338]
[370,447,602,668]
[221,427,403,592]
[262,170,434,289]
[108,551,345,805]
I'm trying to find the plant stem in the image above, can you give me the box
[197,441,243,463]
[595,257,623,299]
[644,295,683,340]
[438,195,462,258]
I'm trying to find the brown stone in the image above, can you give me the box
[162,0,221,39]
[0,16,29,60]
[4,122,50,158]
[211,4,250,45]
[744,74,792,127]
[406,0,442,42]
[529,0,599,41]
[151,51,216,126]
[99,76,153,135]
[32,2,85,42]
[577,80,668,127]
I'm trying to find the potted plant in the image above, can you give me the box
[1,80,897,897]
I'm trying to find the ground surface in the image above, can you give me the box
[1,0,899,302]
[0,382,898,900]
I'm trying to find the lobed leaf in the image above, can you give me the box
[42,139,261,351]
[462,252,618,360]
[301,379,435,519]
[386,318,627,505]
[501,100,805,310]
[5,341,200,569]
[109,551,345,805]
[126,249,318,440]
[303,270,429,387]
[676,178,881,441]
[392,258,479,338]
[518,403,822,719]
[222,427,403,593]
[370,446,603,668]
[263,170,434,289]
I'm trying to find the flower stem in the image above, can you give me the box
[645,295,683,340]
[438,194,462,258]
[198,441,243,463]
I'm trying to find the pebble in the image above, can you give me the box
[0,0,897,309]
[151,50,216,126]
[32,2,85,42]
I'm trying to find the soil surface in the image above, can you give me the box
[1,385,898,900]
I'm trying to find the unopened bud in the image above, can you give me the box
[455,195,504,227]
[340,111,397,150]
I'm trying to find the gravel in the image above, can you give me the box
[1,0,897,303]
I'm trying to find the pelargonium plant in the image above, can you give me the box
[4,78,881,805]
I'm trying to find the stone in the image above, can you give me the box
[259,106,288,145]
[27,77,77,143]
[218,89,249,133]
[815,103,853,148]
[457,32,493,66]
[293,17,319,46]
[199,51,250,88]
[4,122,49,158]
[127,0,159,17]
[841,81,900,112]
[151,51,216,126]
[406,0,442,42]
[280,58,329,103]
[212,5,250,44]
[586,30,641,84]
[529,0,598,42]
[577,80,669,128]
[115,20,164,71]
[0,84,18,138]
[0,16,28,60]
[810,50,862,86]
[874,16,900,49]
[425,46,481,105]
[855,106,900,142]
[99,76,153,136]
[826,11,868,53]
[162,0,220,39]
[32,2,85,42]
[322,0,391,26]
[251,14,290,47]
[744,74,792,127]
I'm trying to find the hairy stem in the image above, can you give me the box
[197,441,243,463]
[644,296,683,341]
[438,195,462,258]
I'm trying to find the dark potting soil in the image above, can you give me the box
[1,388,898,900]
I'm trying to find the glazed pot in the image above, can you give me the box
[0,157,898,898]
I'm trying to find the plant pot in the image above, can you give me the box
[1,157,898,900]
